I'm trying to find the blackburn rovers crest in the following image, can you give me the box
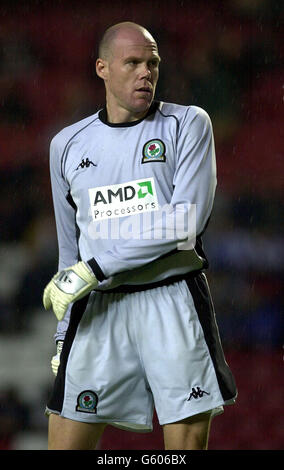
[142,139,166,163]
[76,390,98,414]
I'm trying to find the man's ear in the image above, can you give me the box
[96,58,108,80]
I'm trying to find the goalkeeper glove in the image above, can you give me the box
[43,261,98,321]
[51,340,64,376]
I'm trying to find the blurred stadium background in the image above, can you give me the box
[0,0,283,450]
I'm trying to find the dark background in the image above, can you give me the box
[0,0,283,450]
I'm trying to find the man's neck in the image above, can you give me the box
[105,103,149,124]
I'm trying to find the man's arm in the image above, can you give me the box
[89,106,217,280]
[48,136,80,339]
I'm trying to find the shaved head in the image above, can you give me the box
[96,21,160,123]
[98,22,157,61]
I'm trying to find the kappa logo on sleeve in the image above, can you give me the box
[76,157,97,170]
[142,139,166,163]
[88,177,159,221]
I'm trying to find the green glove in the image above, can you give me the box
[51,340,64,376]
[43,261,98,320]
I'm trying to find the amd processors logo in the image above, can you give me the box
[89,178,158,221]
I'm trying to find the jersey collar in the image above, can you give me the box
[98,101,159,127]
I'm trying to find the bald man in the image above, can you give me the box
[44,22,237,450]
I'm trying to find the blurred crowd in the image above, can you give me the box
[0,0,283,450]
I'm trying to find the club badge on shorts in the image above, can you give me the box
[142,139,166,163]
[76,390,98,414]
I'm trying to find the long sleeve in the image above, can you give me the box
[49,136,79,341]
[90,107,217,279]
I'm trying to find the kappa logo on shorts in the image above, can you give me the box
[142,139,166,163]
[76,390,98,414]
[187,387,210,401]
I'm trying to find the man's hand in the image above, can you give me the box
[43,261,98,320]
[51,340,64,376]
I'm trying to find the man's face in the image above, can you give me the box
[99,30,161,121]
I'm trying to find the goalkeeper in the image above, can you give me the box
[44,21,237,450]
